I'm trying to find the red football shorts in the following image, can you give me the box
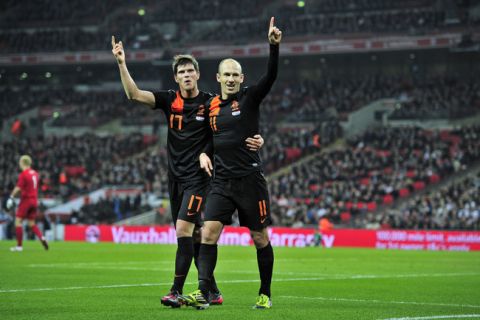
[16,198,38,220]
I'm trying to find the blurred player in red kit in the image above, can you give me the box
[7,155,48,252]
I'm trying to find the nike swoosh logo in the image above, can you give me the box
[260,217,266,223]
[187,211,197,216]
[175,274,185,278]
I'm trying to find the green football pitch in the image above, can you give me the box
[1,241,479,320]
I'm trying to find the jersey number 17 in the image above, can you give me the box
[169,114,183,130]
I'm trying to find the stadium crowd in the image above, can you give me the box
[363,172,480,231]
[0,133,157,199]
[1,0,477,53]
[268,126,480,229]
[0,10,449,53]
[201,8,446,44]
[390,76,480,119]
[69,193,149,224]
[288,75,480,122]
[5,74,478,128]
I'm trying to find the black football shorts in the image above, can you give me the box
[204,171,272,230]
[169,178,210,227]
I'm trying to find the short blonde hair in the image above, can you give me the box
[172,54,199,75]
[19,155,32,167]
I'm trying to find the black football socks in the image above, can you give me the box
[171,236,194,293]
[257,242,274,297]
[198,243,218,298]
[194,242,220,294]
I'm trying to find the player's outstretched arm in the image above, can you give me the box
[112,36,155,107]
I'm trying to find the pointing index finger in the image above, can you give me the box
[269,17,274,30]
[111,35,115,48]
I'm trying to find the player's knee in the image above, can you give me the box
[176,225,193,238]
[175,219,195,237]
[201,230,218,244]
[201,223,222,244]
[250,229,269,248]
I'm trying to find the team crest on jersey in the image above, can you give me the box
[231,100,241,116]
[196,105,205,121]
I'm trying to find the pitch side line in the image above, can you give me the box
[1,273,480,294]
[26,263,480,279]
[26,257,349,268]
[29,264,332,275]
[380,315,480,320]
[279,296,480,310]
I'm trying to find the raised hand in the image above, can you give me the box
[111,35,125,64]
[268,17,282,45]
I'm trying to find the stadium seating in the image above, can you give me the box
[0,0,477,53]
[372,172,480,230]
[0,133,158,200]
[269,126,480,228]
[389,76,480,120]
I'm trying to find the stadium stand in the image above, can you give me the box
[370,172,480,231]
[0,133,158,200]
[269,126,480,228]
[1,0,478,53]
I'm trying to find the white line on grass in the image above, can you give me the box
[26,257,349,268]
[26,263,480,280]
[0,282,171,293]
[1,273,480,296]
[380,315,480,320]
[29,264,332,275]
[279,296,480,310]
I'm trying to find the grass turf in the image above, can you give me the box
[1,240,479,320]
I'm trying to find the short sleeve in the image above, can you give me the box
[153,90,175,111]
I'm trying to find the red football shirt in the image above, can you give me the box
[17,169,39,200]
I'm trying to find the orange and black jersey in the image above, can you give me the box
[206,44,279,179]
[153,90,213,182]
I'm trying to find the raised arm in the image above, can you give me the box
[250,17,282,102]
[112,36,155,107]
